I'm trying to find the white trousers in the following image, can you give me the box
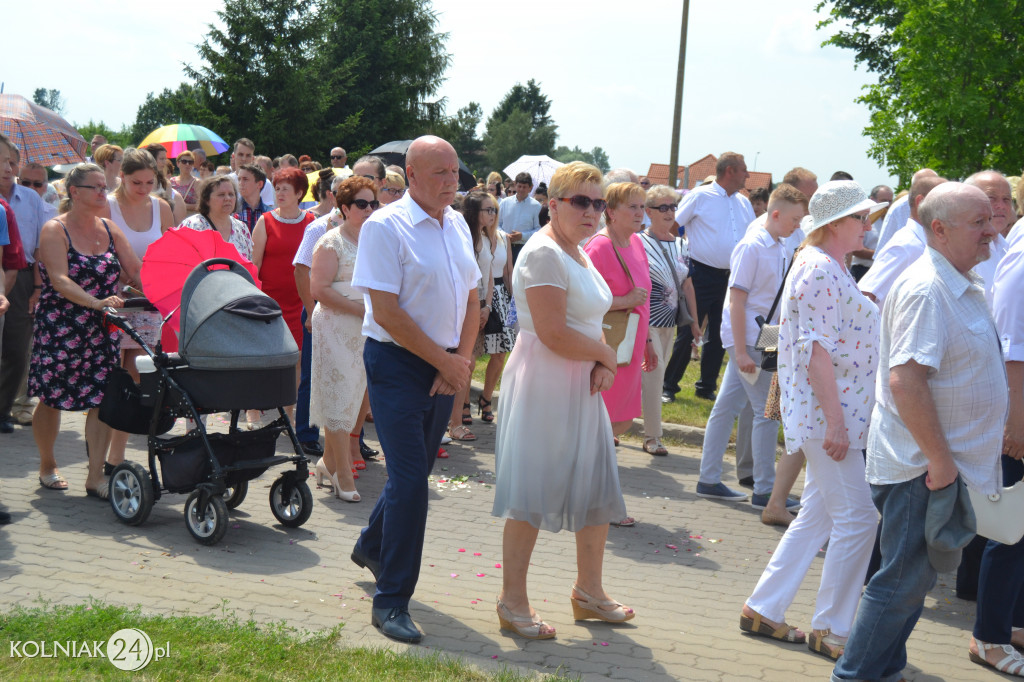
[745,439,877,636]
[641,326,674,439]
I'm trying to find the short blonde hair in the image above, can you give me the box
[604,182,645,210]
[645,185,679,206]
[93,144,123,166]
[548,161,602,200]
[385,170,406,190]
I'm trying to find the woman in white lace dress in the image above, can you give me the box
[308,176,379,502]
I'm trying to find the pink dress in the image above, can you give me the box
[583,233,651,422]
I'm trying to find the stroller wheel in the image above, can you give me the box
[109,462,155,526]
[223,480,248,510]
[269,477,313,528]
[185,490,229,545]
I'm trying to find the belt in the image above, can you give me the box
[381,340,457,353]
[494,276,504,286]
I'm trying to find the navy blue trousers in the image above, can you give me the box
[974,455,1024,642]
[294,308,319,444]
[356,338,453,609]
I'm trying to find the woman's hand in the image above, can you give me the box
[96,295,125,310]
[624,287,647,309]
[689,321,702,345]
[822,418,849,461]
[479,306,489,331]
[590,363,616,395]
[641,338,658,372]
[598,343,618,372]
[734,348,757,374]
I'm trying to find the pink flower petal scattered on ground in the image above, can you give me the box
[473,552,482,556]
[471,600,478,604]
[494,563,502,568]
[457,548,466,552]
[492,655,498,659]
[476,573,486,577]
[689,535,703,539]
[654,550,660,553]
[451,573,459,578]
[601,642,609,646]
[666,544,677,550]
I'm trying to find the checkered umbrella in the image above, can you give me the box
[0,93,87,166]
[138,124,229,159]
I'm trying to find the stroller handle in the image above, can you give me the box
[195,258,256,285]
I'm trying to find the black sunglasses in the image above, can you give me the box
[177,158,194,165]
[331,155,346,160]
[351,198,380,210]
[19,179,46,188]
[557,196,608,212]
[649,203,678,213]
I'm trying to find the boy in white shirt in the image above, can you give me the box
[696,185,807,507]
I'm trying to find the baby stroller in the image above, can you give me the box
[100,258,312,545]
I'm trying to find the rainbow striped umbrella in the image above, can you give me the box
[0,93,87,166]
[138,124,229,159]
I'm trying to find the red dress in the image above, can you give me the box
[259,209,314,348]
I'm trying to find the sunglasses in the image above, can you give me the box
[480,207,497,215]
[73,184,108,194]
[351,198,380,210]
[847,212,870,224]
[331,155,346,160]
[19,179,46,188]
[649,203,678,213]
[557,196,608,212]
[177,159,194,165]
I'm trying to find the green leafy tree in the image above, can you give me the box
[816,1,904,88]
[74,120,134,150]
[433,102,484,171]
[819,0,1024,184]
[483,80,558,171]
[130,83,226,145]
[487,79,554,131]
[553,145,611,172]
[32,88,65,115]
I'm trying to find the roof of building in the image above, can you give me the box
[645,154,772,195]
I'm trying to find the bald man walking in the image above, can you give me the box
[350,136,480,643]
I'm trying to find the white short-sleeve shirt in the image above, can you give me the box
[859,218,927,309]
[721,226,787,349]
[352,193,481,349]
[995,236,1024,362]
[674,181,754,270]
[292,210,336,268]
[778,246,880,454]
[866,248,1006,493]
[874,193,911,253]
[971,232,1008,309]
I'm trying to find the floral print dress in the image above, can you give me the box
[28,220,121,411]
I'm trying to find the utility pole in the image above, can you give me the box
[667,0,690,189]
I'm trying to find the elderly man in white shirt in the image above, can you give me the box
[663,152,754,402]
[0,141,56,434]
[966,170,1013,307]
[834,182,1006,682]
[874,168,939,252]
[859,175,946,309]
[499,172,542,263]
[350,135,480,645]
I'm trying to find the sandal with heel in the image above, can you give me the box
[496,598,555,639]
[808,629,846,660]
[461,403,473,425]
[570,584,635,622]
[971,638,1024,676]
[478,396,494,422]
[739,610,805,643]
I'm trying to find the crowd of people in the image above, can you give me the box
[3,128,1024,678]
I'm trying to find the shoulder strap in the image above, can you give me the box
[764,253,797,325]
[606,234,636,288]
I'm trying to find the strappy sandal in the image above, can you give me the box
[643,438,669,456]
[970,638,1024,676]
[570,584,635,623]
[478,396,494,422]
[496,599,555,639]
[461,403,473,425]
[448,424,476,441]
[808,629,846,660]
[39,473,68,491]
[739,611,806,643]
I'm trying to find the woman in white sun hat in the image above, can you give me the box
[740,181,888,661]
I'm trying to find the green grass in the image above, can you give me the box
[0,601,576,681]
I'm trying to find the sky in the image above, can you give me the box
[1,0,897,188]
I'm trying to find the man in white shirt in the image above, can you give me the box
[499,172,541,263]
[966,170,1013,307]
[230,138,275,209]
[835,182,1005,682]
[0,139,56,434]
[330,147,349,169]
[663,152,754,401]
[859,175,946,309]
[874,168,938,252]
[350,135,480,644]
[850,184,894,281]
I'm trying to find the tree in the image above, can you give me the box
[819,0,1024,184]
[74,120,134,150]
[483,80,558,172]
[433,102,484,171]
[553,145,611,172]
[130,83,226,145]
[816,1,904,88]
[32,88,65,115]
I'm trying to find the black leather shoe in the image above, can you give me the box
[694,389,717,401]
[0,418,13,434]
[351,546,381,582]
[738,476,755,489]
[300,440,324,457]
[360,440,380,461]
[371,606,422,643]
[661,392,675,404]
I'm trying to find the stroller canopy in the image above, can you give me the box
[178,258,299,370]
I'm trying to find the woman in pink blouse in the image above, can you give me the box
[583,182,656,527]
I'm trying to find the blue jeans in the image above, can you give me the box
[833,473,935,682]
[974,456,1024,643]
[355,339,453,609]
[294,308,319,444]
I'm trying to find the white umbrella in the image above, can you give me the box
[502,155,564,194]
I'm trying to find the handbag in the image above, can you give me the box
[754,256,797,372]
[764,371,782,421]
[600,238,642,367]
[968,482,1024,545]
[483,306,504,335]
[653,235,694,328]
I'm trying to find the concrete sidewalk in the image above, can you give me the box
[0,410,987,681]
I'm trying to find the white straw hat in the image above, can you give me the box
[808,180,889,233]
